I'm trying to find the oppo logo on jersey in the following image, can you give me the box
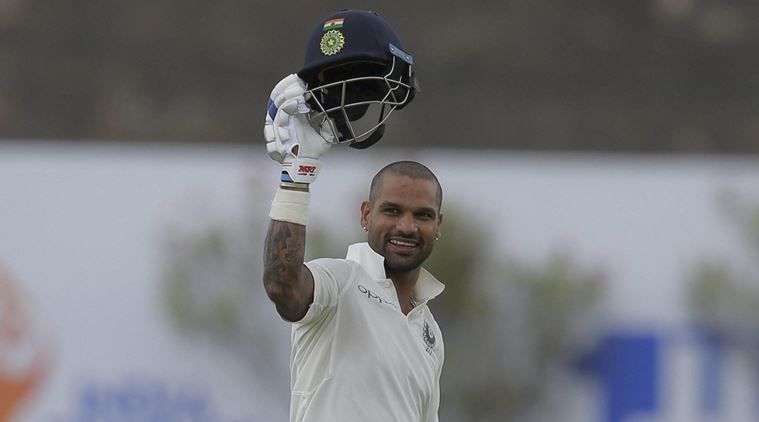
[357,284,398,309]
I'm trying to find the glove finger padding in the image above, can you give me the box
[265,113,289,163]
[265,74,314,164]
[269,75,304,106]
[276,88,309,115]
[270,75,308,115]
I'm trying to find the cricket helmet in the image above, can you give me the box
[297,9,417,149]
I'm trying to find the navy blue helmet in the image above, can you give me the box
[297,10,418,149]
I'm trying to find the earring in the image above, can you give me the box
[435,232,440,241]
[363,227,368,232]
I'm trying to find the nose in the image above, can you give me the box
[396,213,417,234]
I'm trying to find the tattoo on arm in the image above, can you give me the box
[263,220,314,321]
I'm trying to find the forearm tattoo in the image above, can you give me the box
[263,220,311,319]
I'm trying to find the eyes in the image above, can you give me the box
[417,211,436,220]
[382,207,399,215]
[381,206,435,220]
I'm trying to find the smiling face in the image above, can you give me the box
[360,174,443,273]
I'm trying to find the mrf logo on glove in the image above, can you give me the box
[299,165,317,175]
[279,155,325,184]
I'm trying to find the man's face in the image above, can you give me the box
[360,174,442,273]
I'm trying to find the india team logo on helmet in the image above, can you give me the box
[298,10,418,149]
[319,30,345,56]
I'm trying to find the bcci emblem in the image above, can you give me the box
[320,30,345,56]
[422,321,436,352]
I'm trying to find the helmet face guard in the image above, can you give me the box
[305,53,415,149]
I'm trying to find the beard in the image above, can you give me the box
[378,235,434,273]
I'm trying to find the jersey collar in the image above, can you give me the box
[345,242,445,303]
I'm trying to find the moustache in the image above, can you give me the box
[385,232,422,243]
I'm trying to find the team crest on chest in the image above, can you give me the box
[422,321,436,352]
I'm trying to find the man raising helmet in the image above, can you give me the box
[261,10,446,422]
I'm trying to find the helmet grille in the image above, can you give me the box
[305,57,413,146]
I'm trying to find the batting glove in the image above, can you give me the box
[264,74,333,184]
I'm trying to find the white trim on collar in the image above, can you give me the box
[345,242,445,302]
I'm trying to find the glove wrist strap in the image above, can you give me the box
[281,157,322,184]
[280,181,309,191]
[269,186,310,226]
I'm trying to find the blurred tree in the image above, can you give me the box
[687,190,759,353]
[159,183,291,398]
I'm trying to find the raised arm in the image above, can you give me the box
[263,194,314,322]
[262,74,333,321]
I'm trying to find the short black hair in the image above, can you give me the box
[369,161,443,211]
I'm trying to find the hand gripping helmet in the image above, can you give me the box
[297,10,418,149]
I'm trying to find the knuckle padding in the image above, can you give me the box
[279,97,302,115]
[263,124,275,141]
[274,110,291,127]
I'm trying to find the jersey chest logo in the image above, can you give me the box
[356,284,399,310]
[423,321,436,353]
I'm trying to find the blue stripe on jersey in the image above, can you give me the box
[281,172,293,182]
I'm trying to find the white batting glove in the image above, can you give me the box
[264,74,309,163]
[264,74,333,184]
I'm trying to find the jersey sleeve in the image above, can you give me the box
[295,257,354,325]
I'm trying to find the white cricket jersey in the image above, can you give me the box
[289,242,445,422]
